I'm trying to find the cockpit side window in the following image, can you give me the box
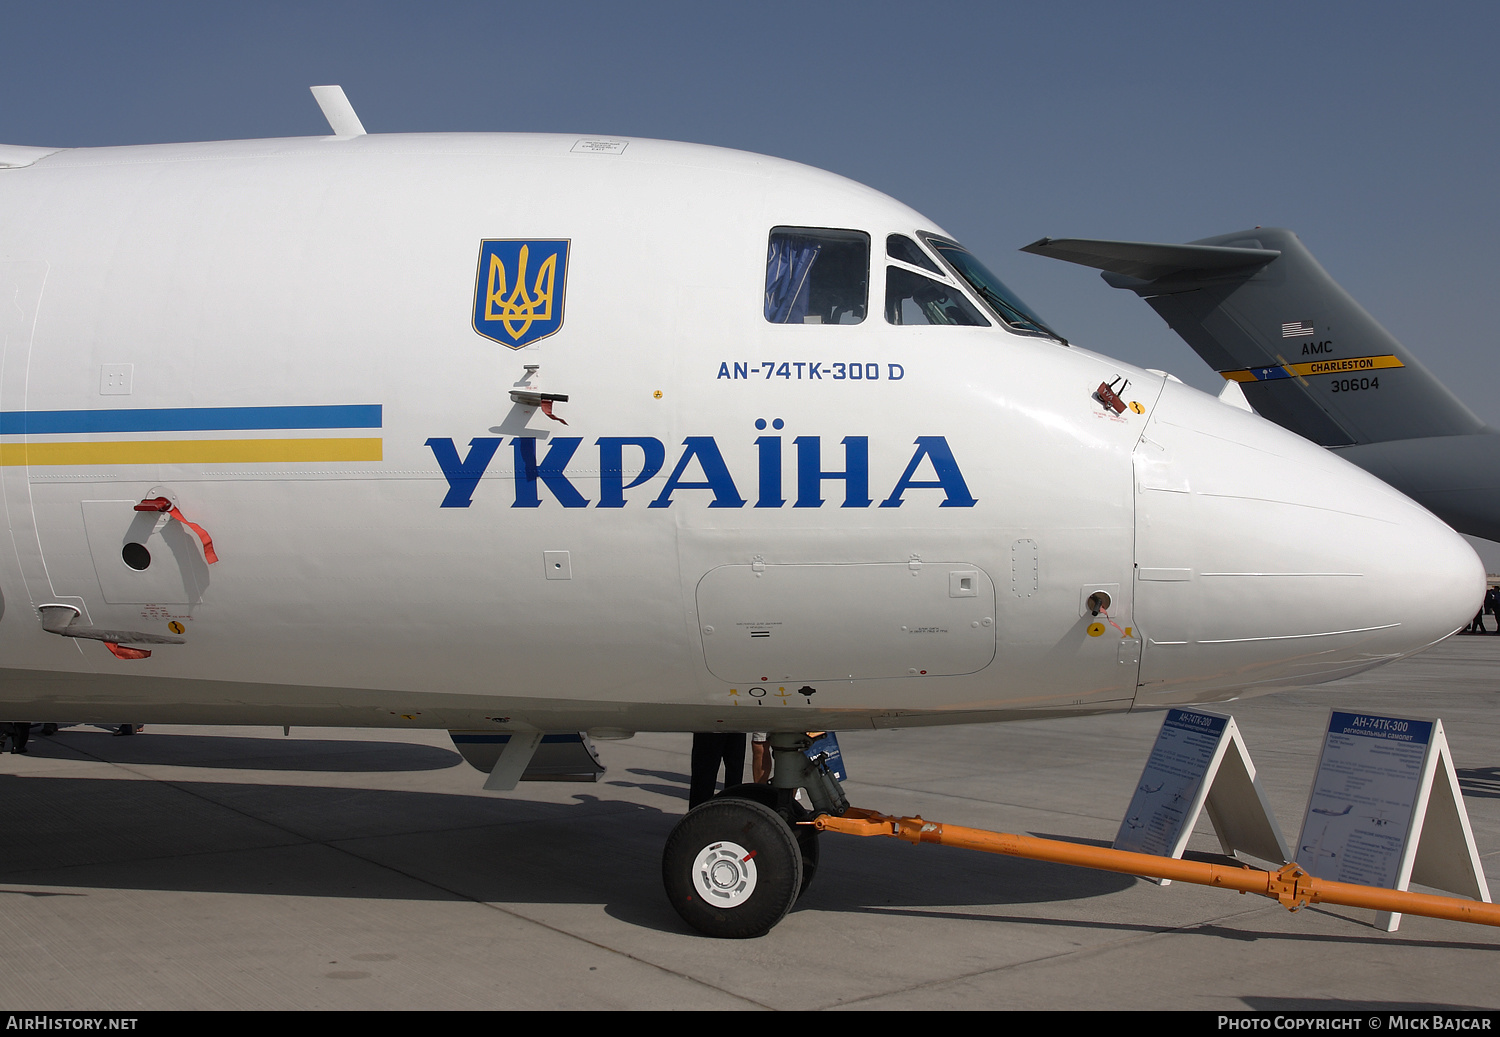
[886,234,942,275]
[885,266,989,326]
[765,228,869,325]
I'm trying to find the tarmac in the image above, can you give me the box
[3,636,1499,1011]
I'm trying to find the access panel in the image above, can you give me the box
[696,562,996,683]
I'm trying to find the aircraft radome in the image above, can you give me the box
[0,88,1482,938]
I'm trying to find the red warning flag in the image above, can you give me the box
[104,642,152,661]
[135,497,218,563]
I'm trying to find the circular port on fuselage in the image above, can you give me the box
[122,542,151,570]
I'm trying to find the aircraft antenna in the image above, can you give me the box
[310,85,366,138]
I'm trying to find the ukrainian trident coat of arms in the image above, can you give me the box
[472,239,570,348]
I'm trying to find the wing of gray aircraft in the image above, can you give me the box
[1023,228,1500,542]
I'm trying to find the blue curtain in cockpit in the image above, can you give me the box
[764,237,821,323]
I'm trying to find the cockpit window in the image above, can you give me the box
[886,234,942,275]
[885,266,989,326]
[765,227,869,324]
[923,235,1063,341]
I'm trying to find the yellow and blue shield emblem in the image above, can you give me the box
[472,239,570,348]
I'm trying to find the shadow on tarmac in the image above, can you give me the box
[607,766,691,801]
[1458,766,1500,799]
[2,766,1140,935]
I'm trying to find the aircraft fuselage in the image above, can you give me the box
[0,134,1480,735]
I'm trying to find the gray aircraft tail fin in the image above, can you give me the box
[1022,228,1484,447]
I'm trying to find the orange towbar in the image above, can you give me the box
[813,807,1500,928]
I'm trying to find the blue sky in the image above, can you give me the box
[3,1,1497,418]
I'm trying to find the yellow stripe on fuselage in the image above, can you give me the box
[0,437,383,466]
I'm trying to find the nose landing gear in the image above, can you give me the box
[662,797,802,939]
[662,732,845,938]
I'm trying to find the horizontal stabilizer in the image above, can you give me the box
[1021,236,1279,284]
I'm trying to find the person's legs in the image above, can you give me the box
[689,733,727,808]
[721,733,746,789]
[751,734,771,783]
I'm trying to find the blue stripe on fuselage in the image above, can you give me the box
[0,404,383,435]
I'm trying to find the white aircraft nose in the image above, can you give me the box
[1132,381,1483,707]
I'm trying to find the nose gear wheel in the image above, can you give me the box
[663,797,802,939]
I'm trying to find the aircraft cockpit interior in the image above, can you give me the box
[764,226,869,325]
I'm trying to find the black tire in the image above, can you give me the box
[662,797,802,938]
[717,783,820,899]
